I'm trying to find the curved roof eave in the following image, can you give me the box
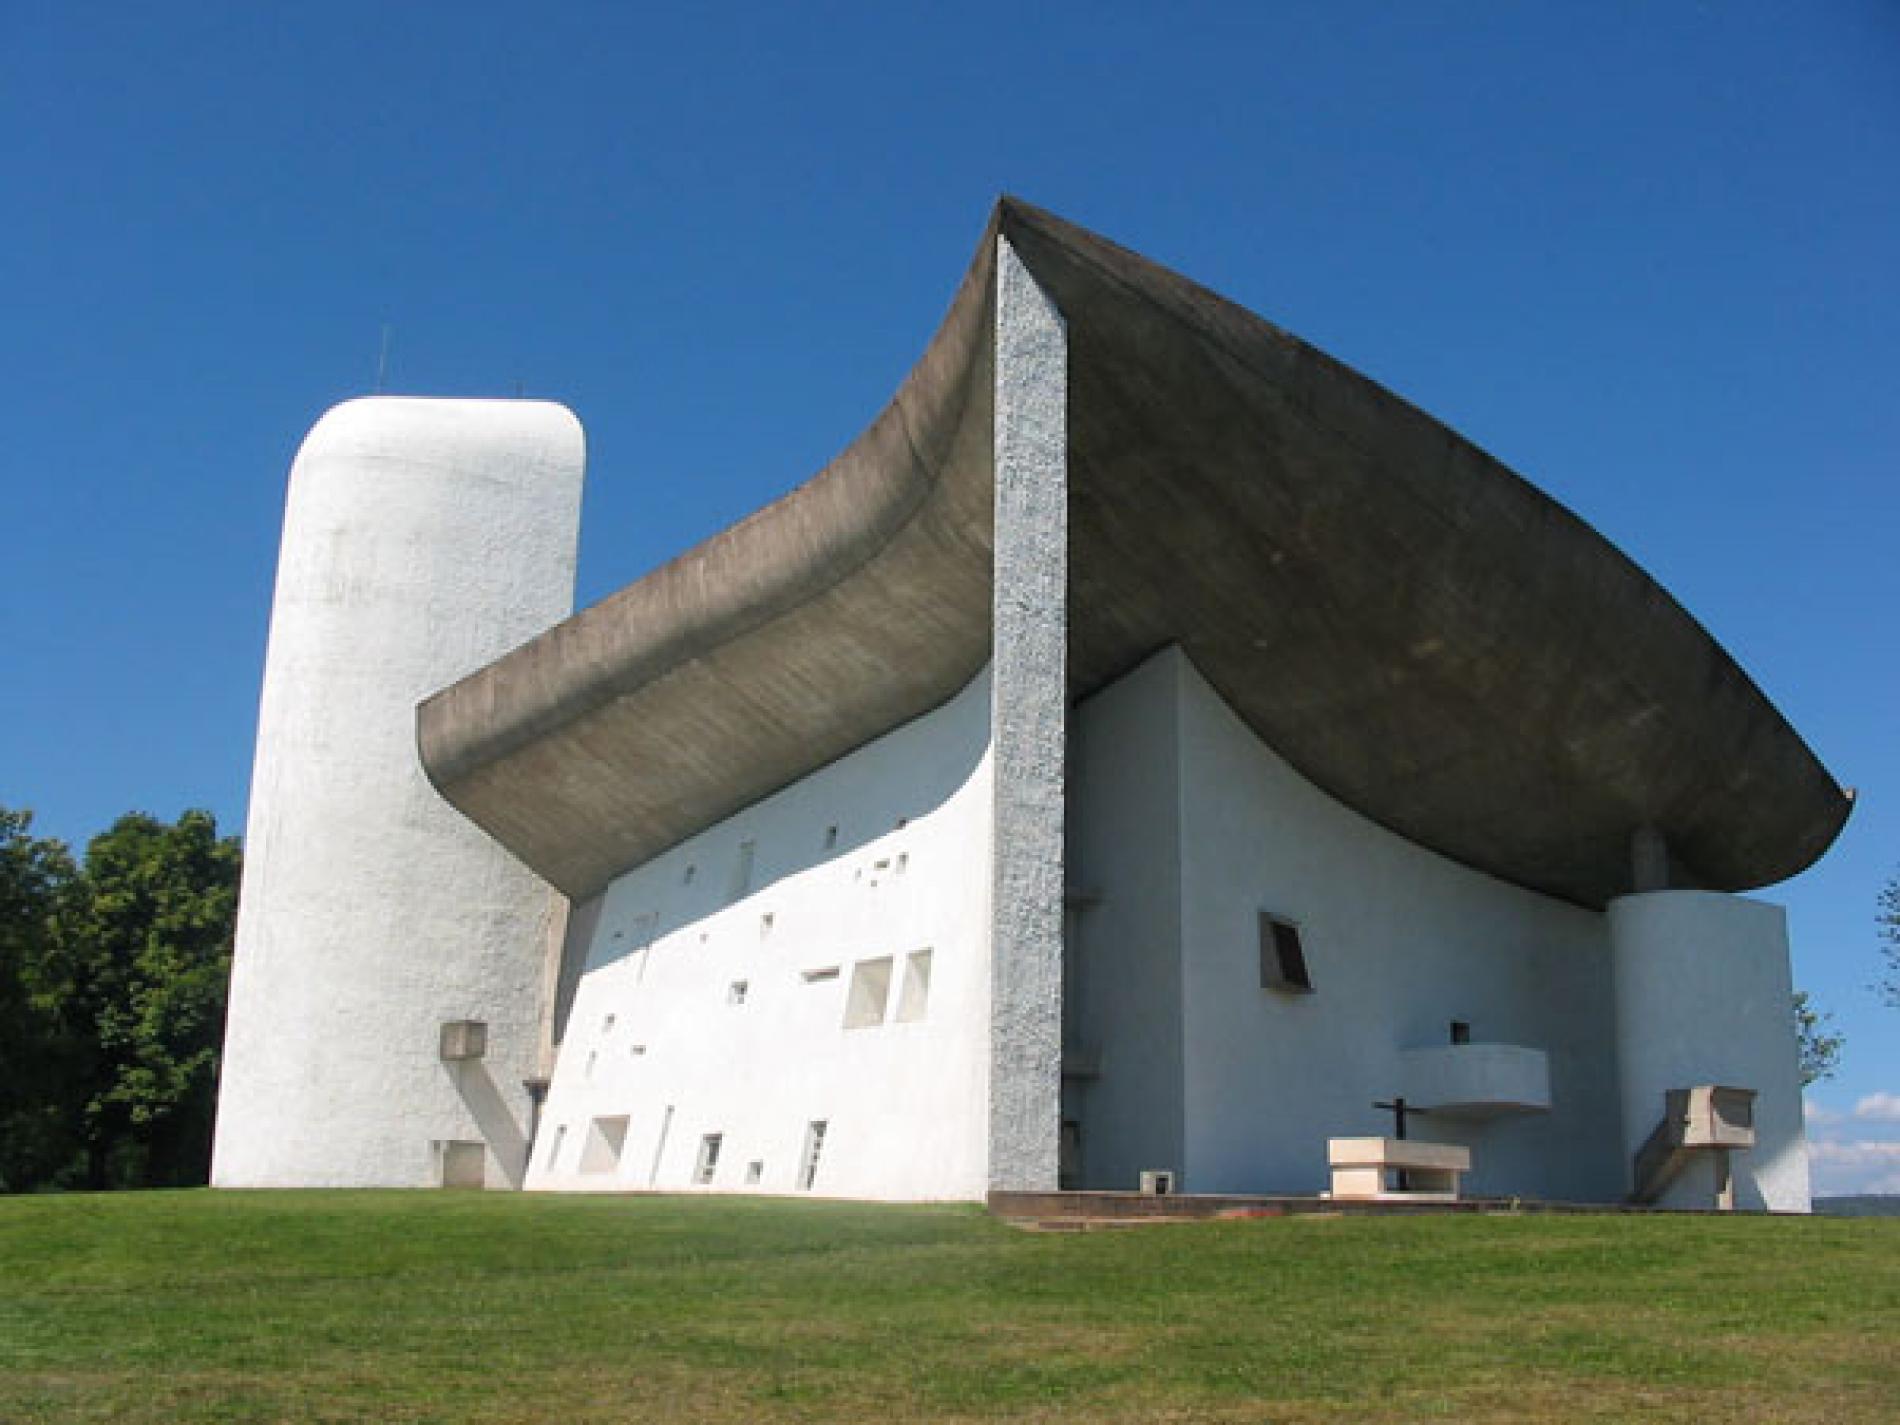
[418,198,1851,908]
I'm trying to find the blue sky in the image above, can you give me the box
[4,3,1896,1191]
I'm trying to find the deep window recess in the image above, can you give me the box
[1258,913,1314,992]
[893,948,932,1023]
[728,980,749,1006]
[843,957,894,1028]
[694,1133,722,1185]
[799,1120,828,1190]
[580,1115,629,1174]
[1450,1020,1471,1045]
[746,1160,764,1185]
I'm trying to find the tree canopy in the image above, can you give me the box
[0,805,240,1192]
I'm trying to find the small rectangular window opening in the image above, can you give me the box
[1450,1020,1472,1045]
[799,1120,828,1191]
[823,825,839,850]
[694,1133,722,1185]
[548,1124,568,1170]
[893,948,932,1023]
[1259,913,1314,993]
[843,957,894,1028]
[728,980,749,1006]
[801,965,840,983]
[760,911,775,939]
[745,1160,764,1185]
[730,839,756,903]
[682,863,697,885]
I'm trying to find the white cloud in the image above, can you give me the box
[1852,1091,1900,1123]
[1807,1138,1900,1196]
[1804,1098,1843,1126]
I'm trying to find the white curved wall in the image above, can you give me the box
[1608,891,1810,1211]
[529,666,995,1201]
[212,397,583,1189]
[1069,647,1628,1202]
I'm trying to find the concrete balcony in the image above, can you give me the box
[1400,1043,1551,1117]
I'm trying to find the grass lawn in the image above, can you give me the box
[1,1191,1895,1423]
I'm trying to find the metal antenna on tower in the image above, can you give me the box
[375,325,392,393]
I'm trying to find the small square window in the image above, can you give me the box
[1258,913,1314,993]
[728,980,749,1006]
[745,1160,764,1185]
[1450,1020,1471,1045]
[843,957,894,1029]
[893,949,932,1023]
[580,1115,629,1174]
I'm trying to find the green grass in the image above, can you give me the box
[1,1192,1895,1422]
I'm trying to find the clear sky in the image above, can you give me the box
[4,3,1896,1191]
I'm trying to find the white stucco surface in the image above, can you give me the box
[986,236,1068,1193]
[212,397,583,1189]
[528,667,997,1201]
[1608,891,1810,1211]
[1067,648,1631,1201]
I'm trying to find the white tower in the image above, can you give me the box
[212,398,584,1188]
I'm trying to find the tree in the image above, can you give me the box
[56,810,243,1188]
[1880,870,1899,1010]
[1,805,241,1192]
[1792,990,1842,1088]
[0,807,78,1191]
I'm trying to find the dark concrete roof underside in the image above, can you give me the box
[418,200,1850,909]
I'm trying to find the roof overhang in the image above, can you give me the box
[418,199,1850,908]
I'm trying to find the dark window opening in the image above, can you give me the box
[1259,912,1314,993]
[1450,1020,1471,1045]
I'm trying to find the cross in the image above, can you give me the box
[1373,1097,1420,1140]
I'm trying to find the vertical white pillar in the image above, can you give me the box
[213,398,584,1189]
[988,237,1068,1191]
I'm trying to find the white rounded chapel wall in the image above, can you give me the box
[212,398,583,1189]
[1608,890,1811,1212]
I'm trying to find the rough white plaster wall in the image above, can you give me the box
[528,666,996,1201]
[1073,648,1628,1200]
[212,398,583,1190]
[1063,650,1186,1190]
[1608,891,1811,1212]
[987,236,1068,1193]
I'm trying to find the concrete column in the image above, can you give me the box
[987,236,1068,1191]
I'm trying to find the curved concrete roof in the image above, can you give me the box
[418,199,1850,909]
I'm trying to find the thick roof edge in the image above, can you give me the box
[419,199,1850,906]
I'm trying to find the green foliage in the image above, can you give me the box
[1793,989,1843,1087]
[0,808,78,1192]
[0,804,240,1192]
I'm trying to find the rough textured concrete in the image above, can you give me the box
[214,398,583,1189]
[418,199,1849,911]
[986,236,1067,1192]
